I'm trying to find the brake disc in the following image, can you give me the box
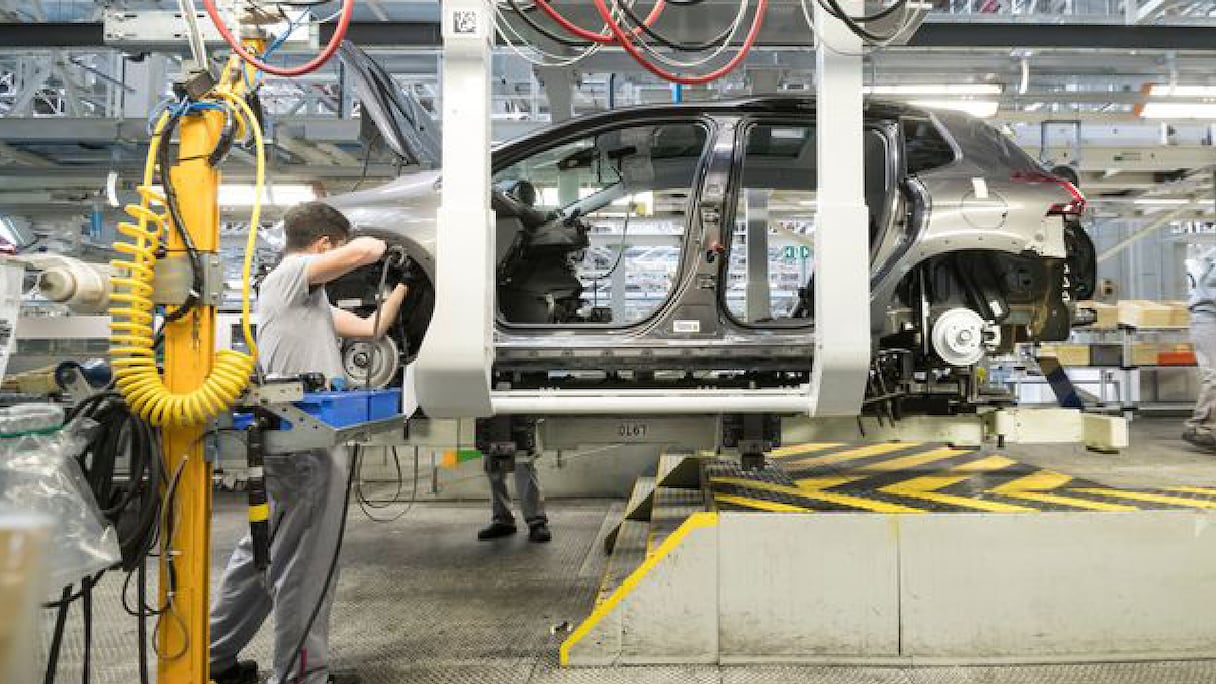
[341,336,400,389]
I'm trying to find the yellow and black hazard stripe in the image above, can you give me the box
[705,442,1216,514]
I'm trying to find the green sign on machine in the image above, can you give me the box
[782,245,812,260]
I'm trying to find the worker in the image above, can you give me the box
[478,449,552,543]
[1185,248,1216,451]
[210,202,411,684]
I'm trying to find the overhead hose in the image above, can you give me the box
[108,105,262,427]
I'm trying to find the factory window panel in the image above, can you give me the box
[491,122,710,326]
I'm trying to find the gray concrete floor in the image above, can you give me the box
[39,417,1216,683]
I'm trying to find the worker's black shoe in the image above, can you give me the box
[477,522,517,540]
[528,522,552,544]
[212,660,258,684]
[1183,428,1216,450]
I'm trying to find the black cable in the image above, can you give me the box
[591,195,633,309]
[81,575,94,684]
[137,558,150,684]
[44,587,72,684]
[355,446,420,523]
[814,0,909,43]
[504,0,595,48]
[156,107,207,324]
[278,443,360,684]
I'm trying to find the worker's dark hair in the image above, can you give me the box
[283,201,351,251]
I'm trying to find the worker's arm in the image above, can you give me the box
[305,236,387,285]
[332,284,409,339]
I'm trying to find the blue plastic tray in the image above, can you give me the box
[233,389,400,431]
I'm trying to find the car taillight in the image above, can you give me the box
[1010,169,1087,216]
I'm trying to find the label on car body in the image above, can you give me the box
[972,177,989,200]
[673,320,701,333]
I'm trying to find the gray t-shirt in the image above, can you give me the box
[256,254,345,380]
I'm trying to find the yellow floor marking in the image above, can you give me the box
[989,468,1074,493]
[714,493,814,513]
[711,476,924,514]
[856,446,970,472]
[876,456,1034,513]
[769,442,847,458]
[781,441,916,469]
[952,454,1020,472]
[1171,486,1216,497]
[998,490,1138,512]
[881,477,1036,513]
[795,474,867,491]
[562,512,718,666]
[1072,488,1216,510]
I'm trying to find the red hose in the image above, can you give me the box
[200,0,353,77]
[533,0,666,44]
[592,0,768,85]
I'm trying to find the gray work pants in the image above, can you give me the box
[1187,318,1216,436]
[210,446,350,684]
[486,452,548,527]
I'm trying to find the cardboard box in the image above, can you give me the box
[1117,300,1177,328]
[1040,343,1090,366]
[1165,301,1191,327]
[1131,342,1161,366]
[1077,301,1118,329]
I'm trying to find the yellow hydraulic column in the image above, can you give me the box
[157,108,225,684]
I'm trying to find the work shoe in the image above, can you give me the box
[211,660,258,684]
[477,522,517,540]
[329,669,363,684]
[528,522,552,544]
[1183,428,1216,450]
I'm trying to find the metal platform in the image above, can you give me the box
[562,443,1216,666]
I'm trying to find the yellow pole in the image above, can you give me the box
[157,108,224,684]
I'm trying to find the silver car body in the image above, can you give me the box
[325,97,1087,406]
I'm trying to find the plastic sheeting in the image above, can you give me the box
[0,404,120,591]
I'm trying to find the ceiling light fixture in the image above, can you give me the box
[866,84,1003,119]
[867,84,1003,96]
[906,99,1000,118]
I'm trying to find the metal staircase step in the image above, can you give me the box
[595,519,649,607]
[647,486,712,558]
[656,449,702,489]
[603,476,656,554]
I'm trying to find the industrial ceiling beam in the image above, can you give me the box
[4,19,1216,51]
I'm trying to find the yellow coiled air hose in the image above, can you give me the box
[109,103,264,427]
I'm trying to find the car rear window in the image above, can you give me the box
[902,116,957,174]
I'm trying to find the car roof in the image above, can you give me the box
[493,96,921,158]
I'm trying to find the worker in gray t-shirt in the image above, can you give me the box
[210,202,410,684]
[1185,248,1216,451]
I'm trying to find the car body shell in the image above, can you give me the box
[325,97,1077,377]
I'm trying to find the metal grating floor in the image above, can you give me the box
[37,492,1216,683]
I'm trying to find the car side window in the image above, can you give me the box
[725,124,818,325]
[491,122,710,326]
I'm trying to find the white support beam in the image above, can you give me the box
[809,0,870,417]
[415,0,494,418]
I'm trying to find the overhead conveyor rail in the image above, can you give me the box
[564,443,1216,666]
